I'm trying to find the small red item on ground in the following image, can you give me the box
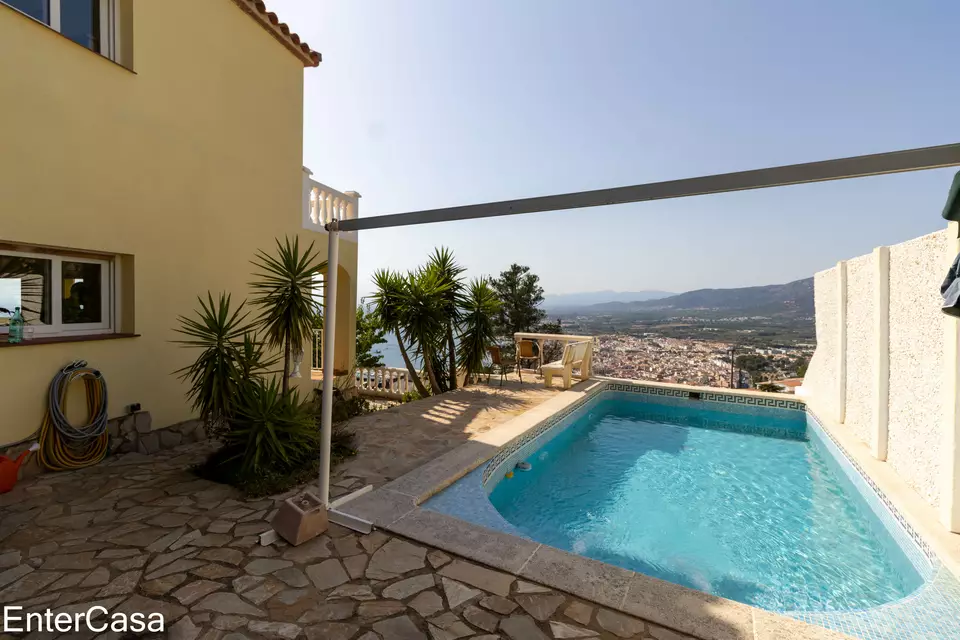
[0,445,38,494]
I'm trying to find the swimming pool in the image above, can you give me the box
[424,384,960,638]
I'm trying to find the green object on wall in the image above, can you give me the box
[943,170,960,222]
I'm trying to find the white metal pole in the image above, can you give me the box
[319,221,340,507]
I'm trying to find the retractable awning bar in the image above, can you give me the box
[333,142,960,233]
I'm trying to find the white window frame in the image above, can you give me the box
[0,248,115,337]
[2,0,117,60]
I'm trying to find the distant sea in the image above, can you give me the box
[373,333,421,370]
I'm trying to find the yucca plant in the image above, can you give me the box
[370,269,430,397]
[458,278,500,386]
[224,377,318,474]
[398,268,450,395]
[250,236,327,393]
[173,293,260,437]
[427,247,466,390]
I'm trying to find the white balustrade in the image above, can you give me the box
[354,366,414,400]
[302,167,359,241]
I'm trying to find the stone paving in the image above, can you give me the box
[0,379,692,639]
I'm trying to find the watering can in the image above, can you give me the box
[0,443,39,494]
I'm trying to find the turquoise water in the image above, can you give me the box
[486,399,923,613]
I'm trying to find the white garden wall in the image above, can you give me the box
[800,226,960,530]
[844,253,876,448]
[887,231,950,507]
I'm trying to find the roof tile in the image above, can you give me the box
[232,0,320,67]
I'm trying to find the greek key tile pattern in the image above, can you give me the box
[604,381,805,411]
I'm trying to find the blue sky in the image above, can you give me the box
[270,0,960,298]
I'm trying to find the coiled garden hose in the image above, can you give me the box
[37,360,110,471]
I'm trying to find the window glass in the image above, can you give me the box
[62,261,102,324]
[60,0,99,52]
[4,0,50,24]
[0,255,52,326]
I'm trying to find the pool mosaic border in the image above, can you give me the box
[804,407,937,567]
[605,381,806,411]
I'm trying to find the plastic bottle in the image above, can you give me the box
[7,307,24,344]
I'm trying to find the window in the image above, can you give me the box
[3,0,116,59]
[0,249,114,336]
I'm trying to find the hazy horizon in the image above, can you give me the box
[267,0,960,300]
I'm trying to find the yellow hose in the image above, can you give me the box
[37,363,110,471]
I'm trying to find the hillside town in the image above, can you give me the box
[591,334,813,390]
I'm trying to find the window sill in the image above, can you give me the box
[0,333,140,348]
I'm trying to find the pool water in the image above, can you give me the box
[485,397,923,613]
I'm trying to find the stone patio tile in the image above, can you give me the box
[365,538,427,580]
[563,600,593,625]
[199,547,245,566]
[340,489,416,528]
[357,599,406,622]
[192,562,240,580]
[244,558,292,575]
[519,545,631,610]
[281,535,332,563]
[462,604,500,632]
[304,622,360,640]
[382,573,435,600]
[409,590,444,617]
[242,580,286,605]
[500,614,549,640]
[194,592,266,617]
[40,551,98,571]
[550,620,599,638]
[0,563,33,588]
[0,570,61,601]
[307,558,349,590]
[439,559,514,597]
[390,509,538,576]
[343,553,368,579]
[247,620,301,639]
[273,566,310,588]
[146,558,207,580]
[97,570,142,597]
[0,550,21,569]
[441,577,482,609]
[297,601,356,623]
[142,572,188,596]
[620,572,754,640]
[374,614,427,640]
[595,609,647,638]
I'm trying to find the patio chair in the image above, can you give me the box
[487,345,520,386]
[542,340,590,389]
[516,339,541,374]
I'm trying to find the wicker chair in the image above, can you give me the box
[487,345,520,386]
[516,339,541,375]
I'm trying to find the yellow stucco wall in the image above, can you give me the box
[0,0,357,444]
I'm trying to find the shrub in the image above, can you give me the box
[401,390,422,404]
[223,378,318,474]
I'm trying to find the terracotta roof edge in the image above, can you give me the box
[231,0,321,68]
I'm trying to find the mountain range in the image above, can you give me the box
[543,290,674,309]
[550,278,814,317]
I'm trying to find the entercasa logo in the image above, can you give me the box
[3,606,166,634]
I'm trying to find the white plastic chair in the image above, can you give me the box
[542,340,590,389]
